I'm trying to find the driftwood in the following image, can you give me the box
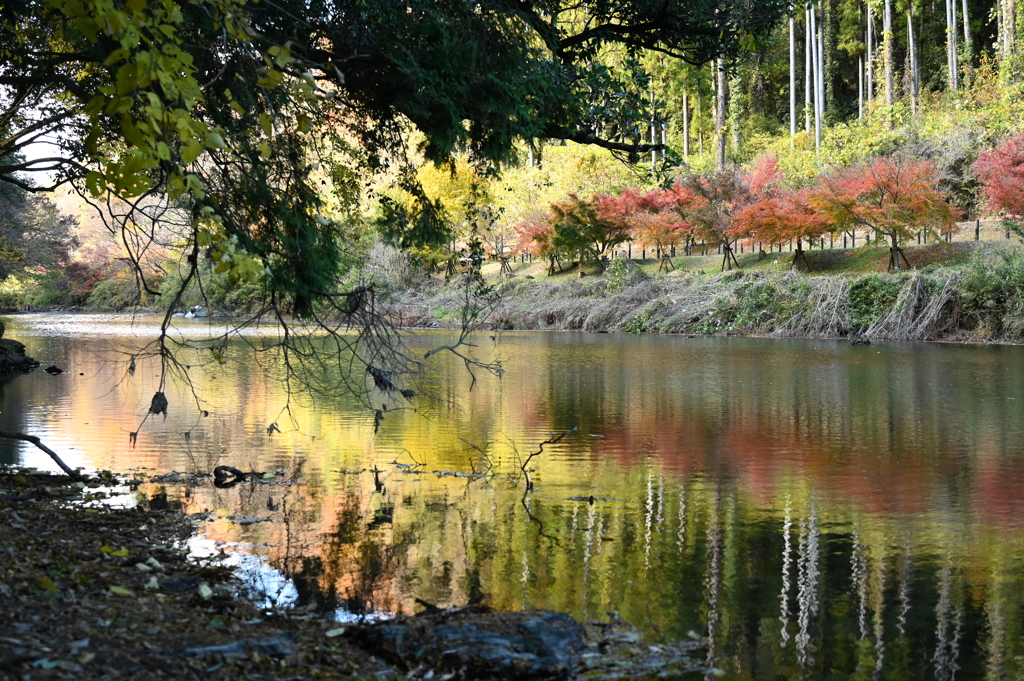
[0,431,83,481]
[213,465,265,488]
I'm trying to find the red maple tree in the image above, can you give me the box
[676,154,782,271]
[812,156,959,271]
[733,187,831,270]
[974,134,1024,221]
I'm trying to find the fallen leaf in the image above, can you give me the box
[109,585,135,597]
[325,628,346,638]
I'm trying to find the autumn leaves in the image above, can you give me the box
[512,144,1023,273]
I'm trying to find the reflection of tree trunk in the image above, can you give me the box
[703,485,723,676]
[872,552,887,676]
[779,505,793,648]
[795,506,819,669]
[897,547,912,638]
[676,485,687,552]
[932,565,963,681]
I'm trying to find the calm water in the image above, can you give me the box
[4,313,1024,679]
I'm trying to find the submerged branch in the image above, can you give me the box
[0,431,83,481]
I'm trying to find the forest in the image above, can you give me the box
[0,0,1022,326]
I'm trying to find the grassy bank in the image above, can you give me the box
[398,240,1024,343]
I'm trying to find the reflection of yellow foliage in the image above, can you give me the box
[15,319,1024,675]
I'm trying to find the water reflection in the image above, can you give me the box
[3,314,1024,678]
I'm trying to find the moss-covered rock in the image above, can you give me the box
[0,337,39,372]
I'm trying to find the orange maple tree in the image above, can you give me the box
[812,156,959,271]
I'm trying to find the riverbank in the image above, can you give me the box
[394,240,1024,343]
[0,468,706,680]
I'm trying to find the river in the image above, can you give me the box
[3,312,1024,679]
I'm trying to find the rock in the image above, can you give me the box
[352,609,581,679]
[44,366,64,375]
[184,305,208,319]
[172,312,185,318]
[0,338,40,373]
[185,634,295,661]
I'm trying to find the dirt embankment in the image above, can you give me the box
[394,259,1018,344]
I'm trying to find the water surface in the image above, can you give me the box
[3,313,1024,679]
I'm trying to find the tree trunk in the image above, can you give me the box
[817,1,825,132]
[908,9,919,116]
[866,4,874,106]
[650,85,657,171]
[961,0,972,82]
[682,90,690,157]
[715,57,727,171]
[858,55,864,118]
[805,9,813,134]
[890,233,901,272]
[946,0,958,91]
[811,3,823,148]
[883,0,894,107]
[790,8,797,143]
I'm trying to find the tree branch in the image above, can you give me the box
[0,431,83,481]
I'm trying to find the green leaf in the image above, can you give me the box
[109,585,135,597]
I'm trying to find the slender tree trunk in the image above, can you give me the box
[650,86,657,171]
[682,90,690,157]
[817,2,825,129]
[811,3,823,148]
[946,0,954,87]
[805,8,812,134]
[790,7,797,143]
[946,0,959,90]
[884,0,894,107]
[858,55,864,118]
[961,0,972,82]
[866,4,874,107]
[908,9,919,116]
[716,57,727,171]
[697,79,704,155]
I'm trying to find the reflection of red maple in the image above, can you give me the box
[974,134,1024,221]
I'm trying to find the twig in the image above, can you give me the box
[521,428,576,491]
[0,431,83,481]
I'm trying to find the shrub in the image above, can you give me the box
[849,274,906,331]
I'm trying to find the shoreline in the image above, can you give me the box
[0,468,706,680]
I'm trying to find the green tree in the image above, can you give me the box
[0,0,790,421]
